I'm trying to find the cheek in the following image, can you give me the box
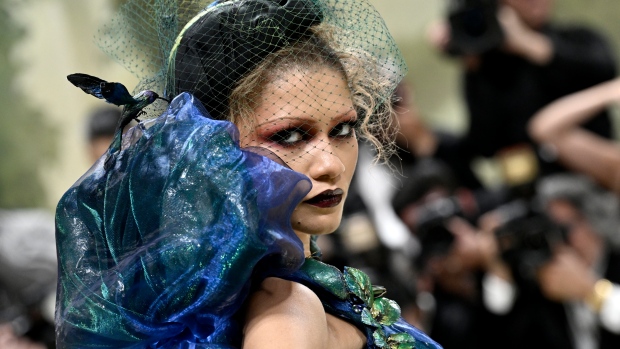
[338,138,359,182]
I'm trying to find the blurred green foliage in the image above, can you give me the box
[0,1,56,208]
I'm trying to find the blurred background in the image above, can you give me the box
[2,0,620,209]
[3,0,620,348]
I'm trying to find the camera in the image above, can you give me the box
[403,190,508,266]
[446,0,504,55]
[495,213,568,284]
[413,197,459,263]
[391,159,509,265]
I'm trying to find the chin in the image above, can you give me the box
[291,204,344,236]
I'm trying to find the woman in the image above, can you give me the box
[56,0,442,348]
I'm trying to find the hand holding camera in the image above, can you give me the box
[497,6,552,64]
[537,247,598,302]
[430,0,553,64]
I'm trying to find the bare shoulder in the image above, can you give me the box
[254,277,323,306]
[243,277,365,349]
[243,277,327,348]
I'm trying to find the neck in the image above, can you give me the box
[295,231,312,257]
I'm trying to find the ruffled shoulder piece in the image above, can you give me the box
[55,92,311,348]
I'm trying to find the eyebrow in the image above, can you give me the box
[255,109,357,128]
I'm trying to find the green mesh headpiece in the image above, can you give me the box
[97,0,407,163]
[98,0,406,111]
[169,0,323,120]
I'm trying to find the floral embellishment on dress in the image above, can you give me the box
[373,332,418,349]
[343,267,416,349]
[301,257,416,348]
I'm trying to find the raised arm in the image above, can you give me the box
[528,78,620,193]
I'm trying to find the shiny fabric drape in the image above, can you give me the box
[55,93,311,348]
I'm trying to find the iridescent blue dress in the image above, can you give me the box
[55,93,442,349]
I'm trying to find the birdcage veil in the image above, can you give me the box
[96,0,407,163]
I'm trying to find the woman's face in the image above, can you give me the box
[238,67,358,238]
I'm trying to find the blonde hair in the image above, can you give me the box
[228,24,397,164]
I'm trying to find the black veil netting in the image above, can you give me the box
[96,0,407,121]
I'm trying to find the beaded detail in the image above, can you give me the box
[300,258,416,348]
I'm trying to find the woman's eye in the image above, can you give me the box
[269,129,305,146]
[330,121,356,138]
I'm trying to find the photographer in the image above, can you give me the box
[393,159,511,349]
[486,174,620,349]
[537,174,620,349]
[428,0,616,187]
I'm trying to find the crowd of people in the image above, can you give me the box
[1,0,620,348]
[327,0,620,348]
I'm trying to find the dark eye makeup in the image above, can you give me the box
[268,127,310,146]
[329,119,359,139]
[263,116,358,148]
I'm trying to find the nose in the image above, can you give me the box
[307,141,346,181]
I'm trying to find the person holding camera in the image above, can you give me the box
[481,174,620,349]
[428,0,616,187]
[392,158,514,349]
[394,160,620,349]
[536,174,620,349]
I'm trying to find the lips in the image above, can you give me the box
[304,189,344,208]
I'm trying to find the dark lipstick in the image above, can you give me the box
[304,189,344,208]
